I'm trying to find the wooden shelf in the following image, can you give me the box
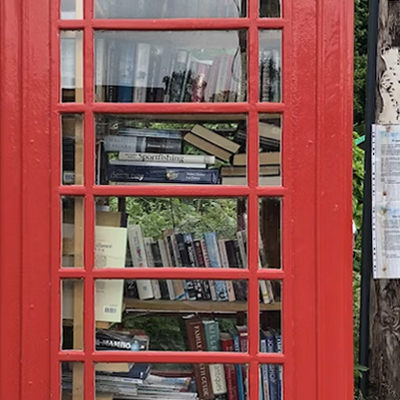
[124,298,281,313]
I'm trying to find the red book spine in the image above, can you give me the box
[221,337,239,400]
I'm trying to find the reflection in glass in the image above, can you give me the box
[61,0,83,19]
[95,31,246,103]
[259,30,282,103]
[62,114,84,185]
[259,198,281,269]
[61,279,84,350]
[258,114,281,186]
[94,114,248,186]
[61,362,84,400]
[62,196,84,268]
[95,0,246,19]
[260,0,281,17]
[61,31,83,103]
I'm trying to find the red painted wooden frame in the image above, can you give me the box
[0,0,354,399]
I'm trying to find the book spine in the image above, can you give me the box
[110,159,206,169]
[95,37,106,102]
[150,241,170,300]
[201,239,217,301]
[164,233,186,300]
[104,135,182,154]
[266,333,278,400]
[106,39,118,102]
[260,337,270,400]
[203,233,228,301]
[194,240,212,300]
[218,240,236,302]
[133,43,151,102]
[275,334,282,400]
[185,318,214,400]
[237,327,248,398]
[158,239,176,300]
[203,321,228,400]
[175,233,197,301]
[118,152,215,164]
[225,240,246,301]
[144,238,162,300]
[116,40,135,102]
[169,50,189,102]
[127,226,154,300]
[107,165,220,184]
[184,234,204,300]
[232,334,245,400]
[117,128,181,139]
[236,231,247,268]
[147,45,163,102]
[221,337,239,400]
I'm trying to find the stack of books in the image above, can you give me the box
[125,224,276,305]
[184,315,283,400]
[104,127,219,185]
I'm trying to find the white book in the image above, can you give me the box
[217,239,236,302]
[61,36,75,89]
[62,226,127,323]
[118,152,215,165]
[158,239,176,300]
[133,43,151,102]
[109,159,206,169]
[127,225,154,300]
[144,238,162,300]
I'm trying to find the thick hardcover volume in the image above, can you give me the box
[220,333,239,400]
[104,135,182,154]
[108,165,220,185]
[150,241,170,300]
[158,238,176,300]
[127,225,154,300]
[201,239,217,301]
[232,333,245,400]
[225,240,247,301]
[185,317,214,400]
[264,331,278,400]
[203,233,229,301]
[203,321,228,400]
[174,233,197,301]
[217,240,236,302]
[275,334,282,400]
[193,240,212,300]
[144,238,162,300]
[184,234,204,300]
[162,230,186,300]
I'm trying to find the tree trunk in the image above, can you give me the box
[370,1,400,398]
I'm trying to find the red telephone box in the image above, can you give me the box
[0,0,354,399]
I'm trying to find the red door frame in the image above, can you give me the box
[0,0,354,399]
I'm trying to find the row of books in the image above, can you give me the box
[185,316,282,400]
[126,225,276,305]
[94,37,245,104]
[100,123,280,185]
[95,0,246,19]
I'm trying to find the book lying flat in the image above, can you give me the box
[184,133,232,162]
[221,176,281,186]
[221,165,280,177]
[118,152,215,164]
[109,159,206,169]
[232,152,280,166]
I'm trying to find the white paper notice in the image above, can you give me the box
[372,124,400,278]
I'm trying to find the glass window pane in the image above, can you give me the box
[259,30,282,103]
[95,0,246,19]
[61,0,83,19]
[62,196,84,268]
[260,364,283,400]
[61,362,84,400]
[258,114,281,186]
[95,31,247,103]
[260,0,281,17]
[61,31,83,103]
[259,198,281,269]
[92,363,248,400]
[61,279,84,350]
[62,114,84,185]
[94,114,248,186]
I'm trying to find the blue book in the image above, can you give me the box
[118,128,182,139]
[232,332,245,400]
[264,331,278,400]
[275,333,282,400]
[260,336,270,400]
[116,41,135,102]
[107,164,219,184]
[203,232,228,301]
